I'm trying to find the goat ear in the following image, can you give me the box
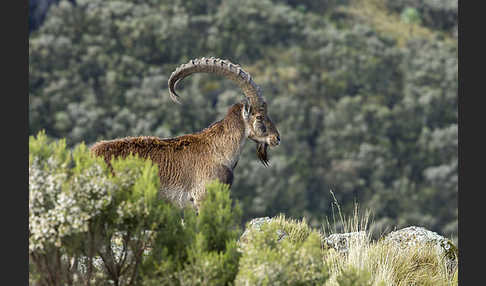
[243,100,251,119]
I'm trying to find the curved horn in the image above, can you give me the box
[168,57,263,107]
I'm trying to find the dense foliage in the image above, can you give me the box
[236,216,329,285]
[29,132,456,284]
[29,132,242,285]
[29,0,457,242]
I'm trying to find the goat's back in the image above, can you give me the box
[90,135,208,187]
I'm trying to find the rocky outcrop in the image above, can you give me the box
[238,217,288,247]
[383,226,458,271]
[239,218,458,266]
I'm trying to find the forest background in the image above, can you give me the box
[29,0,458,243]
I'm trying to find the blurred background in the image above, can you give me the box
[29,0,458,243]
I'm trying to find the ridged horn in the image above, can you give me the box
[168,57,263,108]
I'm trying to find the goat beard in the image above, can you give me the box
[256,143,269,167]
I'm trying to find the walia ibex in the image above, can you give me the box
[91,57,280,211]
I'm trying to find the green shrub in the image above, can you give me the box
[29,131,178,285]
[235,217,329,286]
[29,131,242,286]
[143,181,243,286]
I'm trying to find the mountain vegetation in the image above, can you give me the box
[29,0,457,245]
[29,132,457,285]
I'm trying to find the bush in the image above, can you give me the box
[29,131,242,285]
[235,216,329,286]
[143,181,243,286]
[29,130,178,285]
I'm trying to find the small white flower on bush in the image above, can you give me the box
[29,155,115,252]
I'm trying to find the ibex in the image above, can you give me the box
[91,57,280,211]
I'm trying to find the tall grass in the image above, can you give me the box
[321,191,457,286]
[323,190,371,236]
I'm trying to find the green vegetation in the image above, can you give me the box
[29,133,457,285]
[29,0,457,276]
[236,215,329,285]
[29,132,241,285]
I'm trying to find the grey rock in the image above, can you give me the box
[238,217,288,248]
[383,226,458,271]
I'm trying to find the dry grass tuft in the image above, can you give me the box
[321,191,457,286]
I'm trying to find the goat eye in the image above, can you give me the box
[256,115,263,120]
